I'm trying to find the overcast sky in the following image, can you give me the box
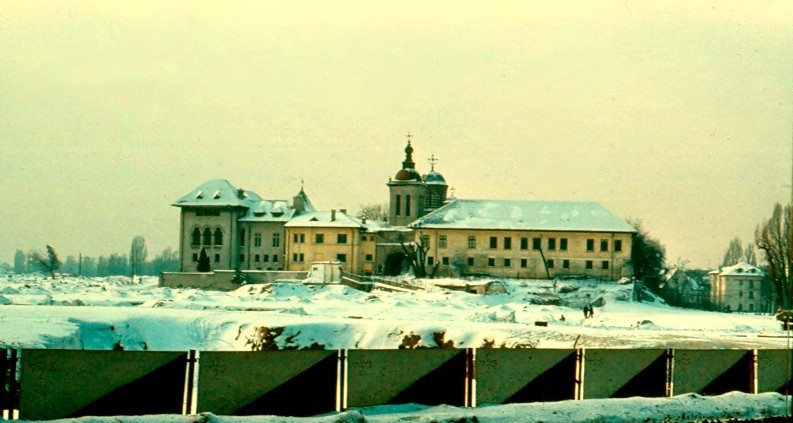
[1,1,791,269]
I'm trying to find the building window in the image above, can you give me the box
[586,260,593,269]
[488,258,495,267]
[214,254,220,263]
[504,237,512,250]
[547,259,554,269]
[560,238,568,251]
[467,257,475,266]
[239,254,245,263]
[600,240,608,252]
[315,234,324,244]
[299,253,304,262]
[749,281,754,289]
[336,253,346,263]
[548,238,556,250]
[273,255,278,263]
[338,234,348,244]
[365,254,373,262]
[191,228,201,246]
[442,257,449,265]
[748,291,754,299]
[421,235,430,247]
[192,253,198,262]
[405,195,411,217]
[532,237,541,250]
[253,232,261,247]
[587,239,595,251]
[263,255,269,262]
[272,233,280,247]
[520,237,528,250]
[614,240,622,252]
[504,258,511,267]
[213,228,223,246]
[292,253,297,262]
[440,235,447,248]
[428,256,434,265]
[293,233,299,243]
[563,259,570,269]
[749,304,754,312]
[490,237,498,249]
[602,260,609,269]
[468,236,476,248]
[203,228,212,246]
[240,229,246,246]
[254,254,260,262]
[395,195,401,216]
[300,234,305,243]
[520,259,527,268]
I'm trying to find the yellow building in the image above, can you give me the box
[408,199,635,280]
[284,209,381,275]
[708,262,764,313]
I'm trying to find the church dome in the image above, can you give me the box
[423,170,446,185]
[395,167,422,181]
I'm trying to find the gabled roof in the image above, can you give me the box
[239,200,296,222]
[409,199,637,233]
[172,179,261,208]
[285,210,364,228]
[720,262,763,277]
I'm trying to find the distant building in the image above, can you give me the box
[708,262,764,313]
[172,134,636,280]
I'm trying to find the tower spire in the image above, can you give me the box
[402,132,415,169]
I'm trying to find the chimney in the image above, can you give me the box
[331,210,336,221]
[237,188,245,199]
[362,218,367,225]
[340,208,347,215]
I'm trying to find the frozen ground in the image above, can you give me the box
[0,273,788,351]
[0,271,791,422]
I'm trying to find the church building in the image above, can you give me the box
[172,134,636,281]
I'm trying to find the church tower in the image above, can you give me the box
[423,154,448,214]
[387,134,427,226]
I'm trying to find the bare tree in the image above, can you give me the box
[129,235,148,279]
[400,237,438,278]
[721,237,744,267]
[356,203,388,221]
[29,245,62,278]
[755,203,791,310]
[743,242,757,266]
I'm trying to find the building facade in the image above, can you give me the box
[708,262,764,313]
[173,135,636,280]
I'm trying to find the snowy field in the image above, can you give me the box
[0,271,791,422]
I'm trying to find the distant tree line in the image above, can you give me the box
[4,236,179,278]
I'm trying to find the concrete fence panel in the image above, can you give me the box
[582,349,668,399]
[673,349,753,396]
[475,349,577,404]
[346,349,467,407]
[757,349,792,394]
[19,349,187,421]
[197,350,337,416]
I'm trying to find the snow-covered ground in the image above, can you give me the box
[0,273,788,351]
[1,271,791,422]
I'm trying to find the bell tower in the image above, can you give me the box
[387,133,427,226]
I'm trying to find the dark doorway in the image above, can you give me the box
[384,252,405,276]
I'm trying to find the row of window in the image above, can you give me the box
[426,255,612,270]
[240,254,279,264]
[292,233,349,244]
[192,252,222,262]
[240,230,280,248]
[195,209,221,217]
[436,235,622,252]
[191,227,223,247]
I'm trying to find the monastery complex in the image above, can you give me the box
[173,137,637,281]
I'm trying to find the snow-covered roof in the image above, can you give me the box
[238,200,296,222]
[285,210,365,228]
[409,199,637,233]
[172,179,262,208]
[720,262,763,277]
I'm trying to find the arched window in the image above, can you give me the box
[240,229,246,246]
[203,228,212,246]
[191,228,201,246]
[214,228,223,246]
